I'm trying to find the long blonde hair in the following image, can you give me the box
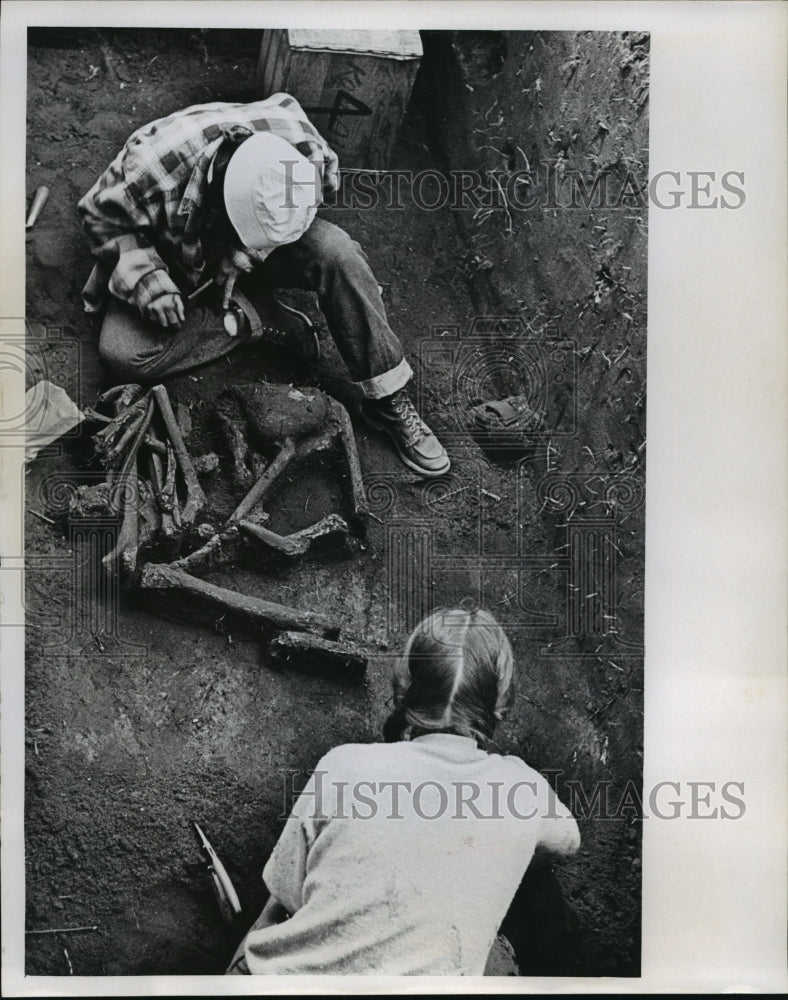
[383,608,515,745]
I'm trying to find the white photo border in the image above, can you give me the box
[1,1,786,995]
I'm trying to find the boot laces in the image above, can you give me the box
[390,390,427,441]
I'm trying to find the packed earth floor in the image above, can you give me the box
[24,28,648,976]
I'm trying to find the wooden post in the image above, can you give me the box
[258,29,423,170]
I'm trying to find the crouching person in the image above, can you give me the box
[77,93,449,477]
[227,608,580,976]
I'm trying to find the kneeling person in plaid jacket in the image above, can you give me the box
[78,93,449,478]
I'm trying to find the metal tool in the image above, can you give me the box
[26,186,50,229]
[223,303,244,337]
[186,278,214,302]
[192,821,242,925]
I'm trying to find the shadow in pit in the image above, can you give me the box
[499,854,582,976]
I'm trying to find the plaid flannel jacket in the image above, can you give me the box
[78,94,340,314]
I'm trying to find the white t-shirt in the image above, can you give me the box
[243,734,580,975]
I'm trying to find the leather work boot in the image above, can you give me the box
[231,288,321,364]
[362,388,450,477]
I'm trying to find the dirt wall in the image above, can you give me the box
[416,30,649,974]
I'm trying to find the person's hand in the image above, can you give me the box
[146,292,185,328]
[215,249,256,309]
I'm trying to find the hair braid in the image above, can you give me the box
[384,608,515,744]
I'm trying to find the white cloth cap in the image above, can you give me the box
[223,132,321,255]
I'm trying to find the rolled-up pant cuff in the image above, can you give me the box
[354,358,413,400]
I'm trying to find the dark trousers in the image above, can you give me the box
[98,218,412,399]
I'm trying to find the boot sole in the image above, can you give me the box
[362,411,451,477]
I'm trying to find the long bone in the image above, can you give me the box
[139,562,340,638]
[151,385,205,525]
[239,514,350,559]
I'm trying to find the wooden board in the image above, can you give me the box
[258,29,423,170]
[287,29,422,58]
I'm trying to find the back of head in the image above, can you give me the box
[383,608,515,745]
[222,131,321,255]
